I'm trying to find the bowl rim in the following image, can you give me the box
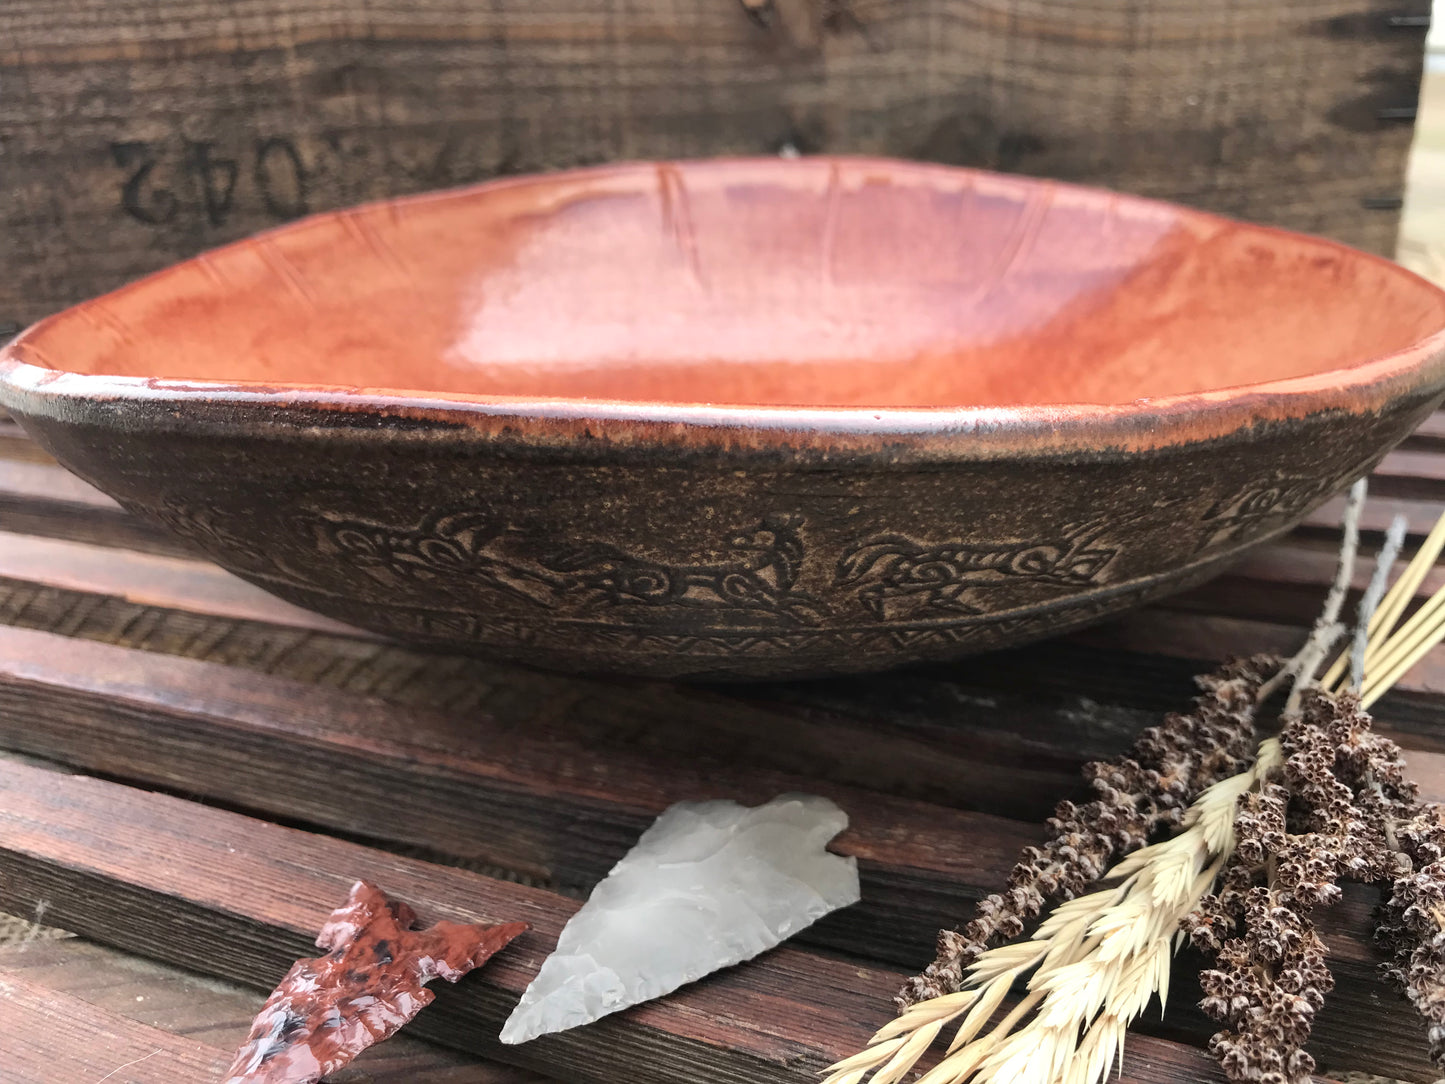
[6,155,1445,459]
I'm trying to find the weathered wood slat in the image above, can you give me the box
[1361,447,1445,499]
[1073,608,1445,714]
[0,0,1423,330]
[0,969,234,1084]
[0,420,51,464]
[1300,493,1445,537]
[8,530,1445,802]
[0,627,1437,1078]
[1300,503,1445,560]
[0,459,116,510]
[0,939,545,1082]
[0,532,1227,783]
[0,757,1229,1084]
[0,534,1107,821]
[1409,411,1445,438]
[1401,410,1445,451]
[0,622,1034,966]
[0,530,361,633]
[0,460,193,557]
[1163,537,1445,629]
[4,526,1445,785]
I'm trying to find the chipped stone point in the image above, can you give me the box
[499,793,860,1044]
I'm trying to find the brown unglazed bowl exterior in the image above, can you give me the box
[5,157,1445,680]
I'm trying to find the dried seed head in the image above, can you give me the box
[900,655,1277,1008]
[1188,689,1435,1081]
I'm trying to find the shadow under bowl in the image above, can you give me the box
[4,157,1445,679]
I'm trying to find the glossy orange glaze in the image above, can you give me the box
[14,157,1445,412]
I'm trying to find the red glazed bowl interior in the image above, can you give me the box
[10,156,1445,413]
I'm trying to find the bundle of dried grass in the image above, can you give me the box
[825,480,1445,1084]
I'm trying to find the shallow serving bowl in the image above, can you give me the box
[5,157,1445,680]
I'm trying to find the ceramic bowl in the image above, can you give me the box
[5,157,1445,680]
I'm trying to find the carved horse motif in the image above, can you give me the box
[542,513,821,623]
[836,520,1118,620]
[316,510,561,605]
[1195,470,1367,554]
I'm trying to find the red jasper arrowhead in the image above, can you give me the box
[224,880,528,1083]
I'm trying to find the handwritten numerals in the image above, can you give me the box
[110,142,176,225]
[836,521,1119,621]
[186,140,239,226]
[256,138,308,219]
[111,137,308,229]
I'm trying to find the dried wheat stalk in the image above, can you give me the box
[826,740,1286,1084]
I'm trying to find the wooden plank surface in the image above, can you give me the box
[0,756,1238,1084]
[0,0,1426,330]
[0,460,195,557]
[4,614,1445,969]
[0,623,1038,966]
[0,939,538,1083]
[5,514,1445,789]
[0,628,1439,1081]
[13,525,1445,821]
[2,411,1445,1077]
[0,969,234,1084]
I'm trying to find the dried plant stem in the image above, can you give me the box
[1338,510,1445,1067]
[1358,589,1445,706]
[1316,506,1445,708]
[1189,502,1445,1081]
[832,482,1445,1084]
[1351,513,1409,689]
[1186,695,1374,1083]
[1258,478,1367,709]
[1322,503,1445,690]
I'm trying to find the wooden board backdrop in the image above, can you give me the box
[0,0,1433,331]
